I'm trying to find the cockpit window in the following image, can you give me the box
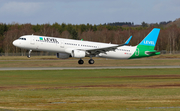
[18,38,26,40]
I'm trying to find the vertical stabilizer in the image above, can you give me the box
[139,28,160,49]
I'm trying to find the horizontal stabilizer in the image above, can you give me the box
[145,51,160,55]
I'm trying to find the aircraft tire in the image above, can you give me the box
[88,59,94,64]
[27,55,31,58]
[78,59,84,64]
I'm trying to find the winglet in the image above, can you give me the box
[124,36,132,45]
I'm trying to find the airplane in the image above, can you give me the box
[13,28,160,65]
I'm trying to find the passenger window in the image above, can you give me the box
[18,38,26,40]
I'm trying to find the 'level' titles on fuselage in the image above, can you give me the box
[37,37,59,44]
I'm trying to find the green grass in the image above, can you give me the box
[0,69,180,110]
[0,54,180,68]
[0,54,180,60]
[1,58,180,67]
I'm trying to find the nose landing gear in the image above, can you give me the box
[27,50,32,58]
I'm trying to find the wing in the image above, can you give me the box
[81,36,132,56]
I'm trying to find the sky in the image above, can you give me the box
[0,0,180,25]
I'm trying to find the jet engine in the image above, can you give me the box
[56,52,70,59]
[71,50,86,58]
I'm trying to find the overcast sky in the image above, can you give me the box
[0,0,180,25]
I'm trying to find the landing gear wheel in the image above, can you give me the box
[88,59,95,64]
[78,59,84,65]
[27,55,31,58]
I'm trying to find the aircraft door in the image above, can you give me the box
[30,36,35,45]
[98,45,101,48]
[60,41,64,48]
[135,48,139,56]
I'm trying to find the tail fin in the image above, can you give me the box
[139,28,160,50]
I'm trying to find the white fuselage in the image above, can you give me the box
[13,35,137,59]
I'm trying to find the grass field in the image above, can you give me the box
[0,69,180,110]
[1,54,180,67]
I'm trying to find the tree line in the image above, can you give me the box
[0,20,180,55]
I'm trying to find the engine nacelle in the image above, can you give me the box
[56,52,70,59]
[71,50,86,58]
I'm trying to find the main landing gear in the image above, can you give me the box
[88,59,94,64]
[78,58,95,65]
[27,50,32,58]
[88,55,95,64]
[78,59,84,65]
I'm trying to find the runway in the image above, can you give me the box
[0,66,180,70]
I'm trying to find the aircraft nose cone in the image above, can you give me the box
[13,40,18,46]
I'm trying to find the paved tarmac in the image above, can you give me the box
[0,66,180,71]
